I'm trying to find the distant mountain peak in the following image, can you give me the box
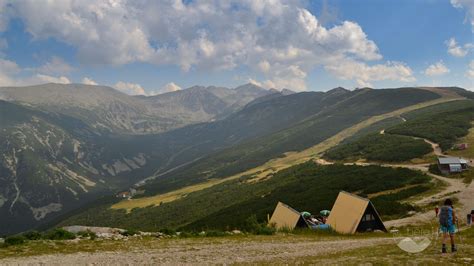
[281,88,296,95]
[326,87,349,95]
[234,83,266,92]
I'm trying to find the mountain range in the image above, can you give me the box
[0,83,470,235]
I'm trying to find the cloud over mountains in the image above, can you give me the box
[0,0,416,90]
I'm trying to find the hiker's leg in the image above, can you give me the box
[442,232,448,253]
[449,224,457,252]
[442,232,447,244]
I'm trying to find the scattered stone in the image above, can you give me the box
[0,238,4,244]
[231,230,242,235]
[63,226,125,235]
[67,238,81,244]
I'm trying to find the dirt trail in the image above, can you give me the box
[316,149,470,229]
[423,139,443,156]
[371,113,472,227]
[0,237,394,265]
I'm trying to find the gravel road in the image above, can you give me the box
[0,237,394,265]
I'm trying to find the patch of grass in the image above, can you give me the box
[293,226,474,265]
[447,122,474,158]
[371,185,431,220]
[448,169,474,185]
[203,230,229,237]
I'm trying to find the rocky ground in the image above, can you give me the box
[0,236,394,265]
[1,230,473,265]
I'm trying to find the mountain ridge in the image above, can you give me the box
[0,85,470,235]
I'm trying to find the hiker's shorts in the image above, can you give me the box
[440,224,456,234]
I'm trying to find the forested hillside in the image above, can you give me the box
[59,162,430,231]
[324,134,432,162]
[324,99,474,162]
[387,105,474,150]
[141,88,440,195]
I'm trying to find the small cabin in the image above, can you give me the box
[453,143,468,150]
[116,191,131,198]
[438,157,469,174]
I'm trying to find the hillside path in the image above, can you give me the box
[0,237,395,265]
[315,147,471,229]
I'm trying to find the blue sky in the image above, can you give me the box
[0,0,472,95]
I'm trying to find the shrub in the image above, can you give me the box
[386,107,474,151]
[204,230,228,237]
[255,226,276,235]
[22,231,42,240]
[429,164,442,175]
[158,228,176,236]
[241,215,275,235]
[45,228,76,240]
[324,133,432,162]
[178,231,198,238]
[4,236,26,246]
[77,230,97,240]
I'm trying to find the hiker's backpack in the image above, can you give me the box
[439,206,452,227]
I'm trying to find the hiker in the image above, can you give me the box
[439,199,457,253]
[435,207,439,217]
[309,215,321,225]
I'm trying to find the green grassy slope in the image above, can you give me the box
[60,162,430,231]
[142,88,440,195]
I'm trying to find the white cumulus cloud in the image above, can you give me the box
[0,58,20,86]
[147,82,182,96]
[34,74,71,84]
[159,82,182,94]
[37,56,74,75]
[424,61,450,76]
[451,0,474,31]
[446,38,473,57]
[0,57,71,86]
[0,0,415,90]
[114,81,146,95]
[81,77,98,85]
[325,59,416,88]
[467,60,474,78]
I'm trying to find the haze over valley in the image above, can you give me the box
[0,0,473,264]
